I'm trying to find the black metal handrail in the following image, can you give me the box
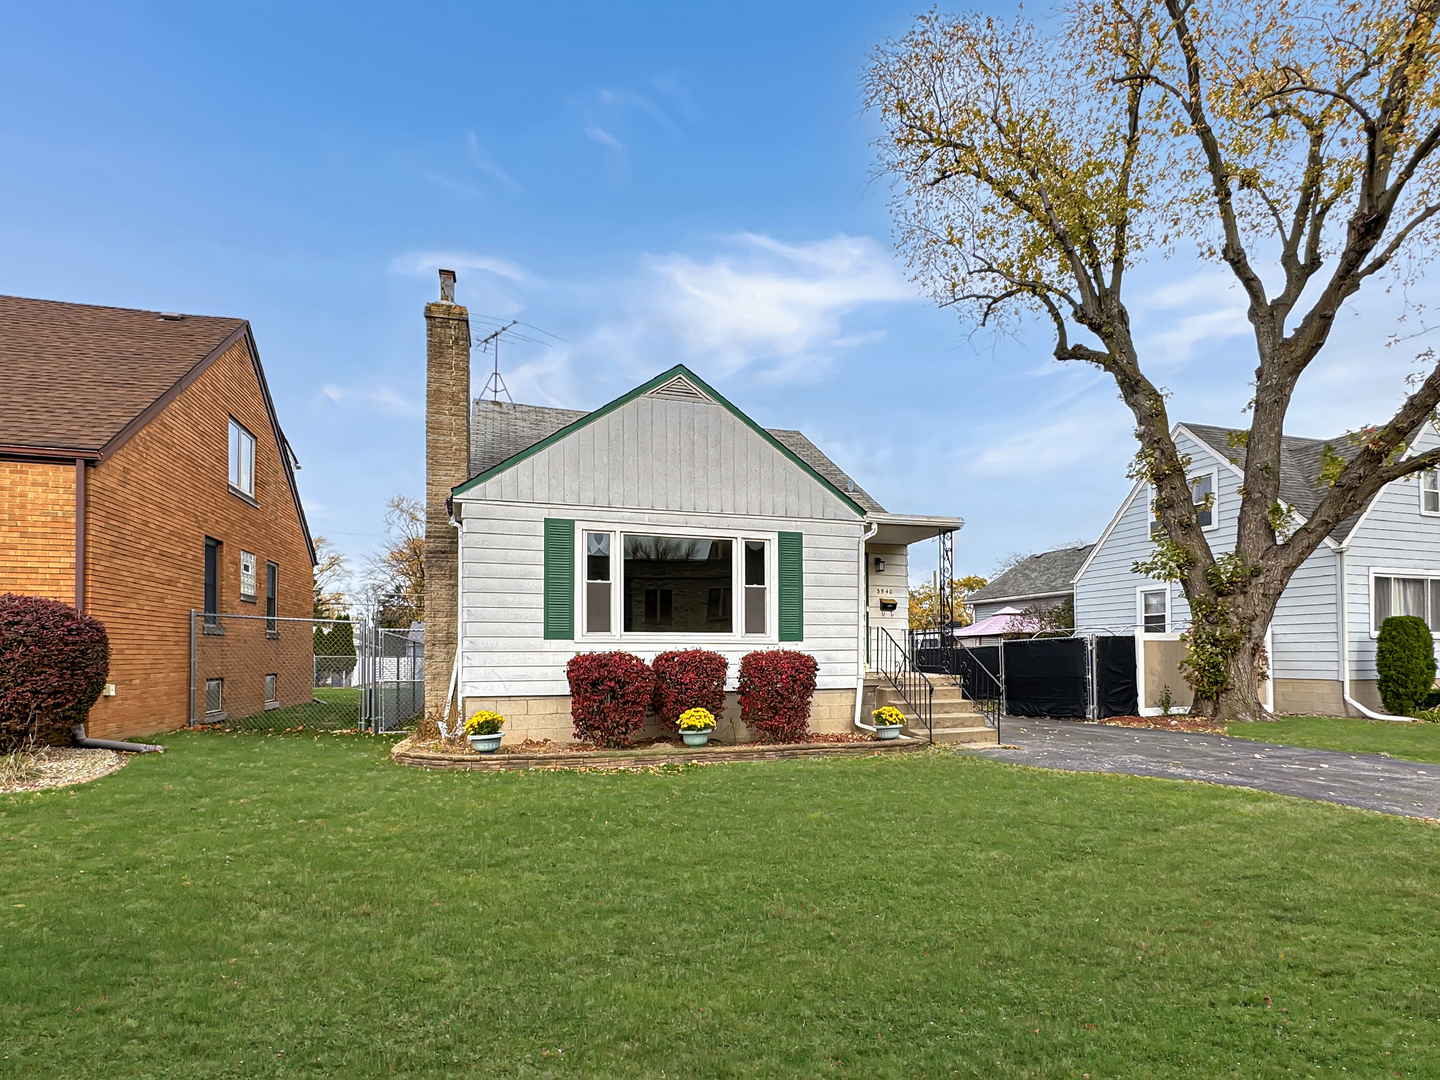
[870,627,933,743]
[910,632,1003,741]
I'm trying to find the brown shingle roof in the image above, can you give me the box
[0,295,247,456]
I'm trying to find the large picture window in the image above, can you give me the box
[1373,574,1440,632]
[624,535,733,633]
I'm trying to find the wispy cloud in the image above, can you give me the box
[317,383,422,417]
[584,124,624,151]
[466,133,523,191]
[388,250,533,282]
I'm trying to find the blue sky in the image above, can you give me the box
[0,2,1426,589]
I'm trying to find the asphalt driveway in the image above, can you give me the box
[978,716,1440,819]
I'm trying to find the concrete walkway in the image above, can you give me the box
[976,716,1440,819]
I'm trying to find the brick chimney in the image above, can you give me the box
[424,268,471,721]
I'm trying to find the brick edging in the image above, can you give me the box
[390,734,927,771]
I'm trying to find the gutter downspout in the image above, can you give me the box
[1338,545,1412,722]
[72,724,163,753]
[74,458,87,611]
[446,498,464,728]
[853,520,880,733]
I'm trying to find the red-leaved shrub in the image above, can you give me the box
[0,594,110,749]
[651,649,728,731]
[566,651,654,747]
[737,650,818,744]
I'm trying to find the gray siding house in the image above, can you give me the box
[1074,421,1440,717]
[968,544,1093,621]
[450,365,960,743]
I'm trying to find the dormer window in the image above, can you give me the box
[229,418,256,498]
[1190,471,1216,529]
[1422,470,1439,515]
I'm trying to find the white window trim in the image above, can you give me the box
[228,417,257,500]
[575,522,778,644]
[1189,468,1220,532]
[1367,565,1440,639]
[1420,469,1440,517]
[1136,584,1171,635]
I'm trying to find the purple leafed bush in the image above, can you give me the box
[0,593,110,749]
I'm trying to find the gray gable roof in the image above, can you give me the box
[969,544,1094,603]
[1182,422,1369,540]
[469,397,887,513]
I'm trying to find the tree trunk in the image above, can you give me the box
[1188,627,1271,722]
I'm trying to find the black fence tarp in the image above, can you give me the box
[916,645,1001,702]
[1094,635,1138,718]
[1002,638,1088,718]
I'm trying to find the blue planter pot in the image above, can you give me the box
[680,728,714,747]
[468,732,503,753]
[874,724,903,741]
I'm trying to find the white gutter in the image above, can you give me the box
[1338,545,1412,722]
[854,520,881,732]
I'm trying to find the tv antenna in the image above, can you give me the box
[472,317,563,405]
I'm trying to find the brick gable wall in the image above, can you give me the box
[0,460,76,601]
[81,339,314,738]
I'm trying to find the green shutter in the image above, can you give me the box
[777,531,803,642]
[543,518,575,640]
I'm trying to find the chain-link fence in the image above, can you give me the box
[189,613,424,732]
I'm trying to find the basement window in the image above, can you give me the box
[205,678,224,716]
[264,674,278,709]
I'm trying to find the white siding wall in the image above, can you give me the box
[866,543,909,639]
[1075,428,1340,679]
[1343,423,1440,680]
[457,504,862,697]
[463,394,856,520]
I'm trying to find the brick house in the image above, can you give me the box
[0,296,315,738]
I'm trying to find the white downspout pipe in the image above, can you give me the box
[1338,545,1411,721]
[446,501,465,727]
[854,520,881,733]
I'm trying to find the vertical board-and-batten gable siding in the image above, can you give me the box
[457,505,861,698]
[462,394,856,520]
[1075,427,1339,680]
[1344,423,1440,680]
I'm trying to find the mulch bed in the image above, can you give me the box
[1094,715,1228,734]
[393,731,921,772]
[0,747,128,794]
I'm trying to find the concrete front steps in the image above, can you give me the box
[869,677,998,746]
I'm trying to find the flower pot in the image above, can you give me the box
[874,723,904,741]
[680,727,714,747]
[468,732,503,753]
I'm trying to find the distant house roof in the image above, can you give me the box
[969,544,1095,605]
[1180,422,1372,541]
[955,607,1040,639]
[0,295,249,458]
[469,393,887,513]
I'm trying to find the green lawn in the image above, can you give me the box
[1228,714,1440,764]
[226,686,361,731]
[4,733,1440,1078]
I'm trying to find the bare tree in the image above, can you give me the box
[312,536,351,619]
[867,0,1440,719]
[364,496,425,628]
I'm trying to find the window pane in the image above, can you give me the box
[745,586,766,634]
[1426,472,1440,513]
[1142,590,1166,633]
[1192,474,1213,528]
[1399,578,1428,620]
[1375,576,1392,631]
[623,535,732,632]
[745,541,766,586]
[586,582,611,633]
[205,678,223,714]
[1431,580,1440,631]
[586,533,610,582]
[264,674,277,703]
[229,420,240,487]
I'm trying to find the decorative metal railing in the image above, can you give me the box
[911,633,1003,739]
[870,626,933,743]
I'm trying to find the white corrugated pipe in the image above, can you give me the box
[1338,546,1412,721]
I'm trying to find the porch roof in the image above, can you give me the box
[866,512,964,546]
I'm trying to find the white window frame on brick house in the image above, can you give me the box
[576,522,776,645]
[228,417,256,500]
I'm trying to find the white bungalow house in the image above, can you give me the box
[1074,420,1440,717]
[447,364,962,744]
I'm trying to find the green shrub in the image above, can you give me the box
[1376,615,1437,715]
